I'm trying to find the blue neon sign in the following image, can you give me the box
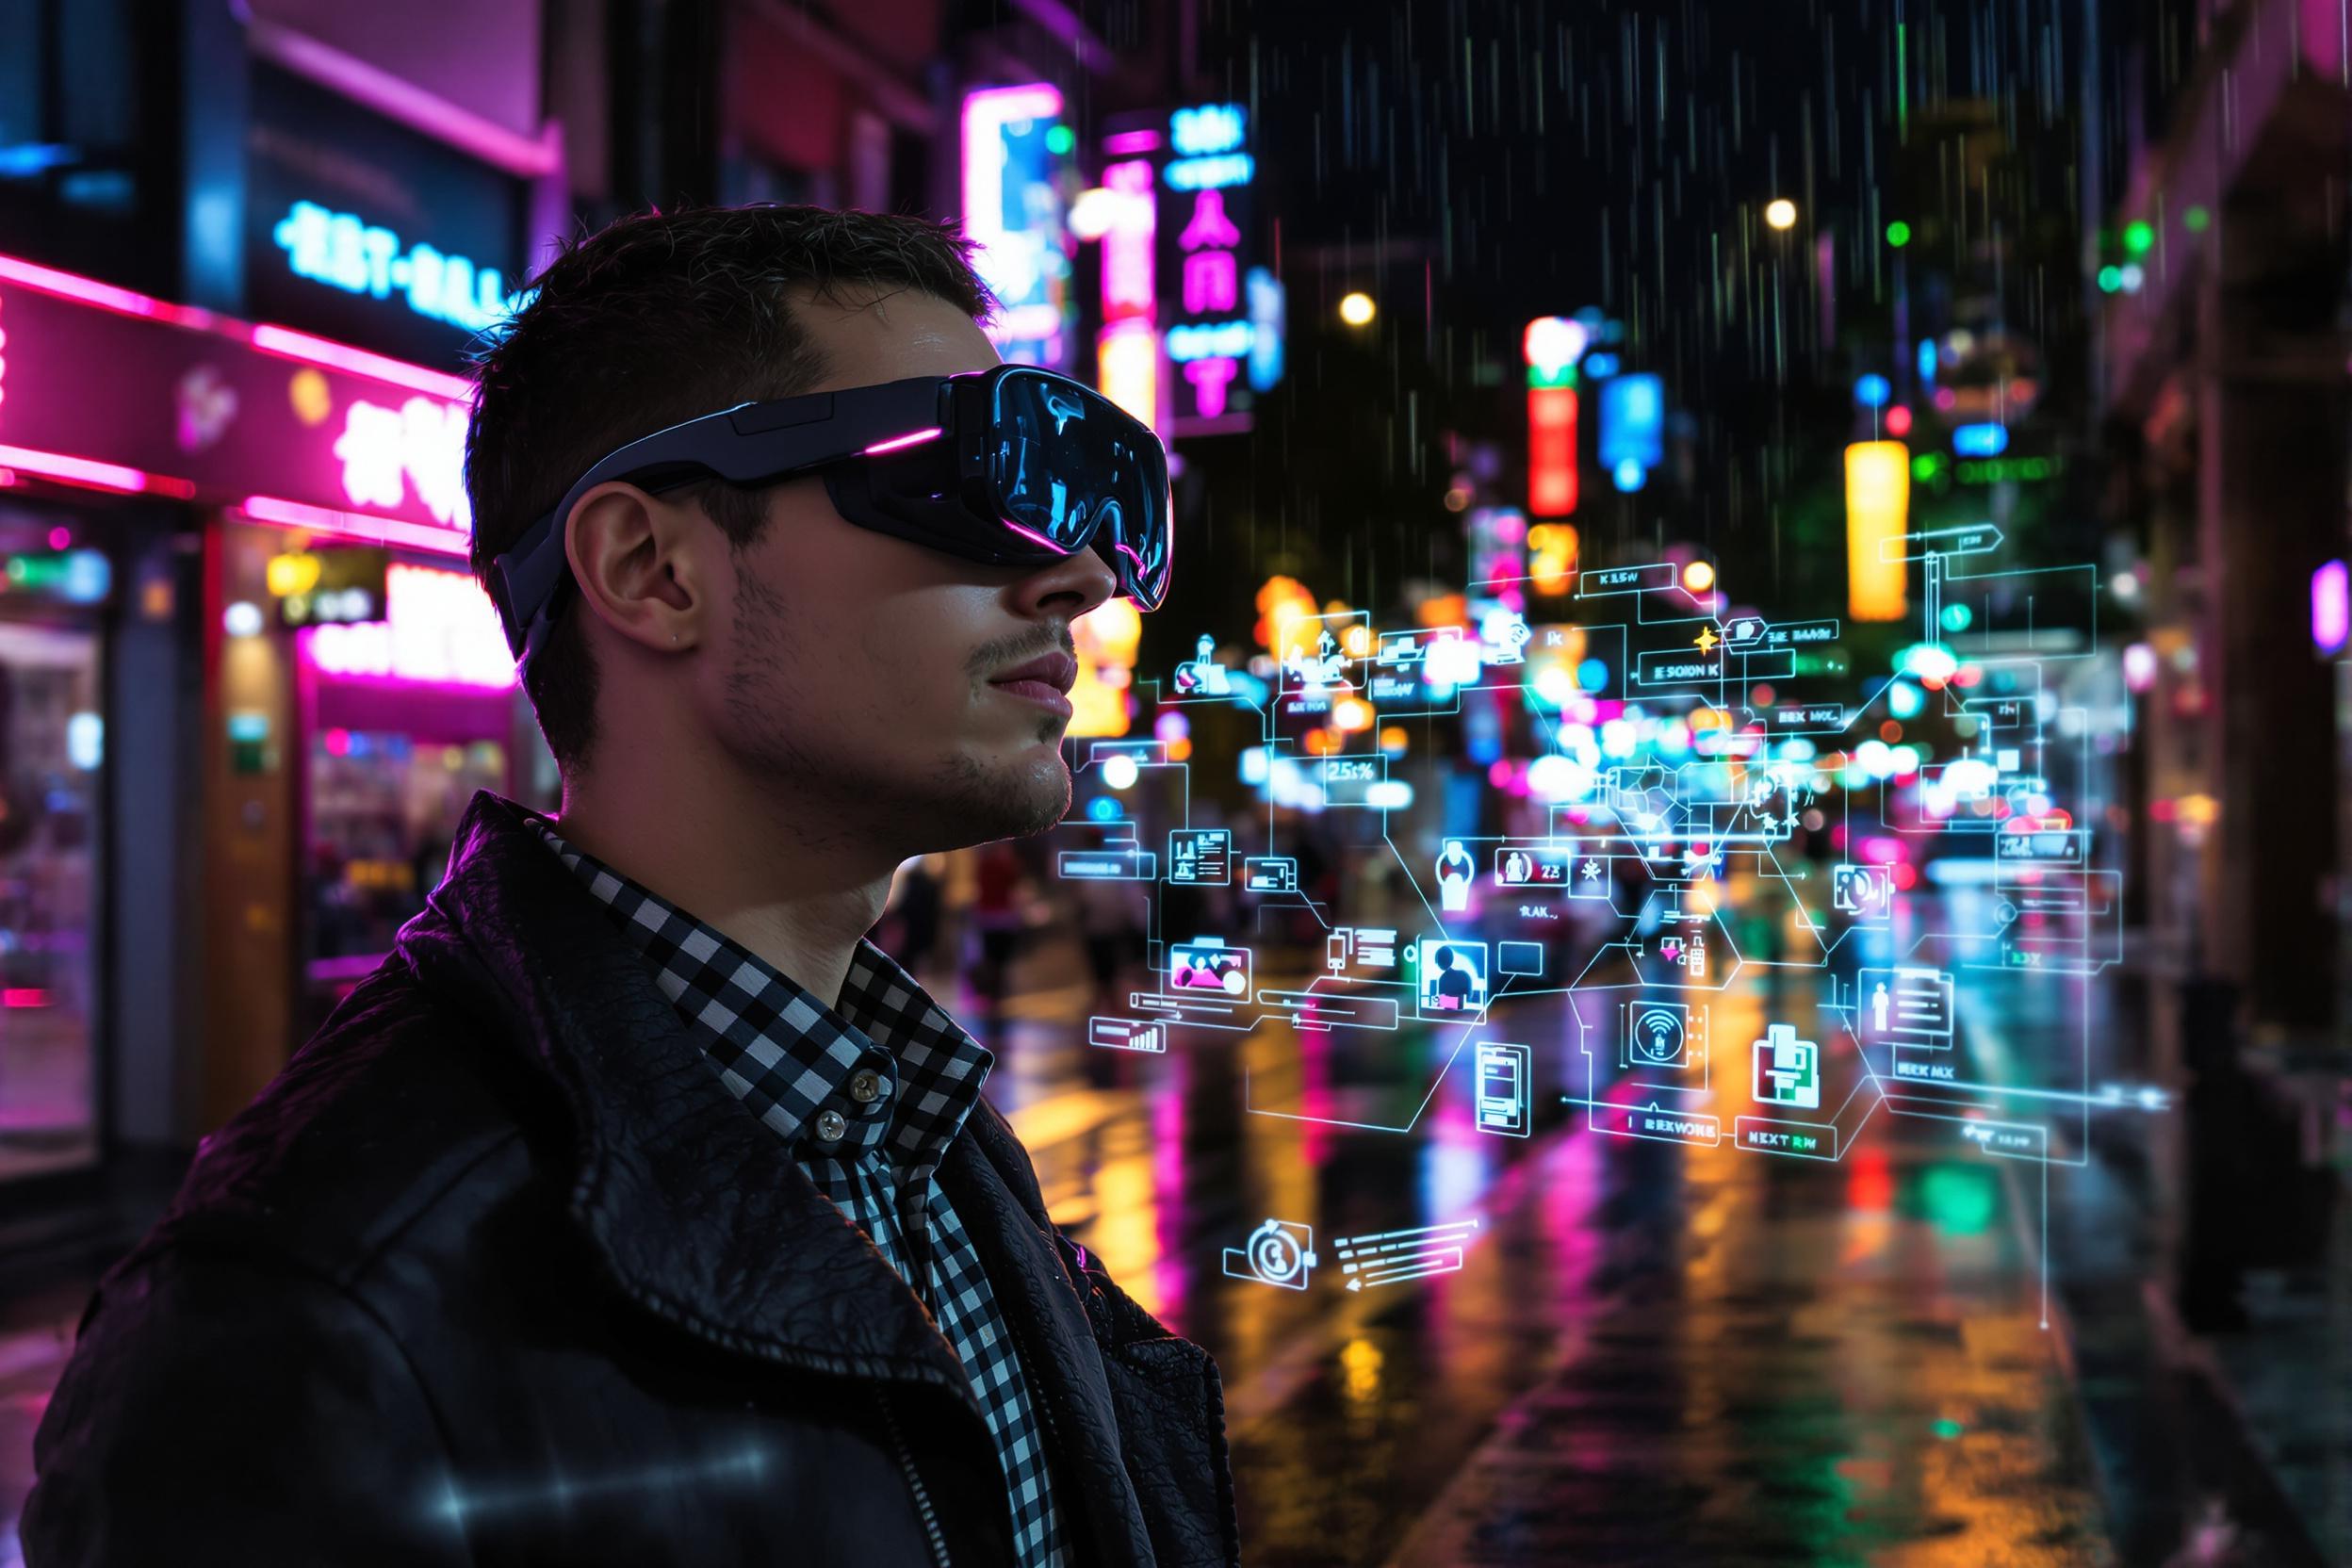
[270,200,524,335]
[1165,155,1255,191]
[1598,373,1664,474]
[1167,320,1257,362]
[1170,105,1246,156]
[1952,422,2010,456]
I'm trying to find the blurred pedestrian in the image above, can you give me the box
[971,838,1026,1004]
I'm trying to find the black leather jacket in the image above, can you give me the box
[24,792,1240,1566]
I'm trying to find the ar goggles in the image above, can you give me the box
[487,364,1173,670]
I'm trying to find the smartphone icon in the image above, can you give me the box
[1474,1043,1532,1137]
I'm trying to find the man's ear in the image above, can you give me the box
[564,483,717,656]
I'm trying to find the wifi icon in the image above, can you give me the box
[1622,1002,1697,1069]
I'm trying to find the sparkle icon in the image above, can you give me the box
[1693,626,1721,654]
[1579,859,1602,881]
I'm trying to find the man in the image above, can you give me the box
[25,205,1237,1566]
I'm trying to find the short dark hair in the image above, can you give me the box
[465,204,998,775]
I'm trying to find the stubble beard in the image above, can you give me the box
[721,570,1071,856]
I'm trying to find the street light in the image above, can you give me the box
[1338,291,1376,327]
[1763,198,1798,231]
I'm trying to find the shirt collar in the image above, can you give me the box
[524,814,992,1167]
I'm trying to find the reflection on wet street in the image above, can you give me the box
[975,913,2117,1566]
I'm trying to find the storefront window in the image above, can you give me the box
[0,622,102,1181]
[307,729,506,972]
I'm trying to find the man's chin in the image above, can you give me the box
[907,743,1070,848]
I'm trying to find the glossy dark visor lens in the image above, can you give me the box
[989,369,1171,609]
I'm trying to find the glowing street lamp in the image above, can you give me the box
[1764,198,1798,231]
[1338,291,1376,327]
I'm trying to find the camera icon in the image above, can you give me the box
[1222,1219,1318,1290]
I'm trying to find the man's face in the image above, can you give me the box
[688,286,1119,857]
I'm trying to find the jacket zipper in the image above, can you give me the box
[878,1387,954,1568]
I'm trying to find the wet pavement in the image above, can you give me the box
[977,928,2126,1566]
[0,919,2339,1565]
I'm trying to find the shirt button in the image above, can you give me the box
[849,1069,888,1104]
[812,1109,849,1146]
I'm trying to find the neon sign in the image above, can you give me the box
[0,250,474,542]
[302,562,514,689]
[1094,157,1159,430]
[1844,441,1910,622]
[961,85,1074,371]
[2314,560,2348,655]
[1164,104,1275,426]
[1597,374,1663,482]
[1524,318,1588,517]
[333,396,472,529]
[270,201,523,335]
[1169,105,1244,156]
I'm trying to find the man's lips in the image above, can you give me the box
[988,650,1079,716]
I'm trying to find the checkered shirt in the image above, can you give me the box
[528,818,1067,1567]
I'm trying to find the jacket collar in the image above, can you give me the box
[395,791,978,1406]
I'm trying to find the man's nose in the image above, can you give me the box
[1014,541,1119,620]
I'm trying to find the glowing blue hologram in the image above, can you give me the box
[1878,522,2004,563]
[1330,1217,1481,1289]
[1059,842,1156,880]
[1568,853,1612,899]
[1331,926,1396,968]
[1858,967,1955,1048]
[1831,861,1893,920]
[1087,1017,1168,1054]
[1620,1000,1704,1071]
[1413,939,1491,1019]
[1315,754,1390,808]
[1374,626,1463,666]
[1653,925,1712,982]
[1478,606,1532,664]
[1276,612,1362,695]
[1223,1218,1316,1289]
[1751,1023,1821,1110]
[1166,827,1232,884]
[1173,631,1233,694]
[1241,855,1298,892]
[1493,846,1572,888]
[1474,1044,1532,1136]
[1496,941,1544,977]
[1434,838,1477,910]
[1168,937,1252,998]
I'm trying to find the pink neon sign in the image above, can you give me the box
[302,562,514,689]
[1161,105,1258,426]
[1101,160,1156,323]
[0,249,473,544]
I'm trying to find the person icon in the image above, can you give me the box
[1435,839,1476,912]
[1871,981,1891,1035]
[1431,945,1477,1011]
[1197,633,1216,663]
[1502,851,1532,885]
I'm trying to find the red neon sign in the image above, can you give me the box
[1528,384,1578,516]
